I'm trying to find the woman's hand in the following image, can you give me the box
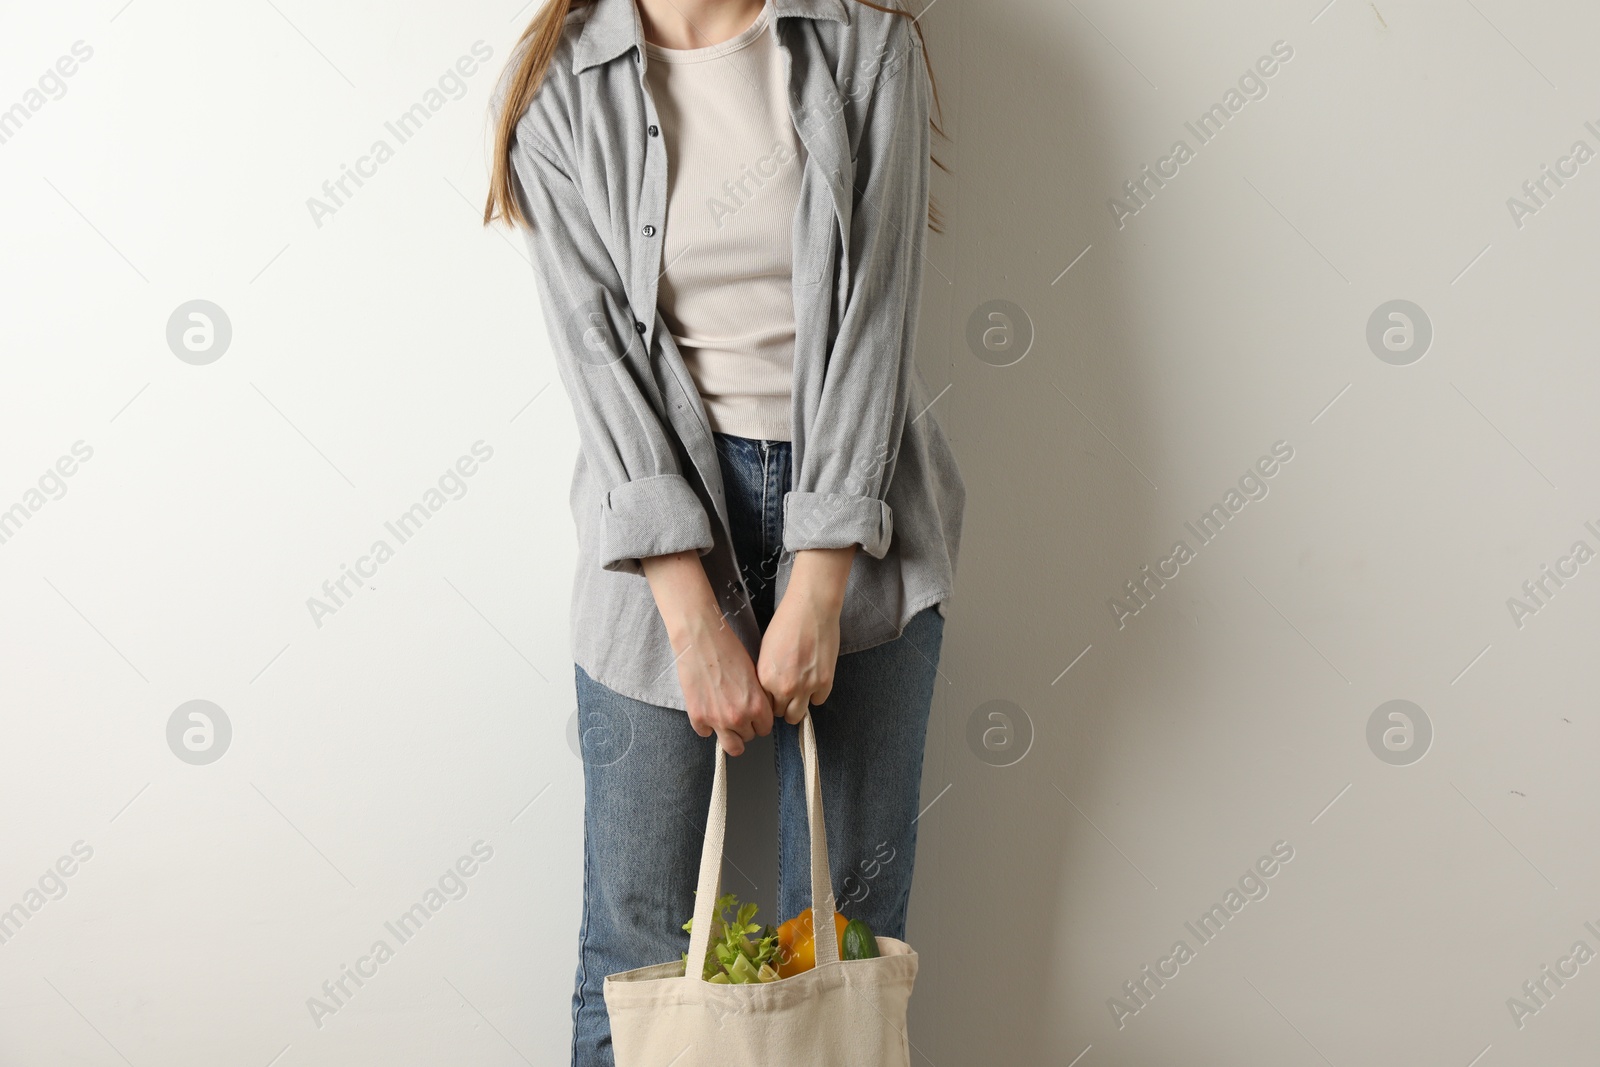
[642,550,773,756]
[757,547,857,724]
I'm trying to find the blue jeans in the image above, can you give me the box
[569,431,946,1067]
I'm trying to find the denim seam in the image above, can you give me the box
[773,724,787,920]
[889,806,923,942]
[773,444,788,565]
[571,797,594,1066]
[760,441,772,562]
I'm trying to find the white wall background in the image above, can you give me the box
[3,0,1598,1063]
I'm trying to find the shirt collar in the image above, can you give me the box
[571,0,851,74]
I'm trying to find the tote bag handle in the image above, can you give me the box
[684,712,840,982]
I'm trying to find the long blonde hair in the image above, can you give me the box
[482,0,947,233]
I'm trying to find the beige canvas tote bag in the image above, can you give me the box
[603,712,919,1065]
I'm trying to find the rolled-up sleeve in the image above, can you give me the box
[783,23,930,560]
[508,131,714,575]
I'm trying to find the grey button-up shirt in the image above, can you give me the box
[493,0,966,710]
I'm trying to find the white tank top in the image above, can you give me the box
[643,0,804,442]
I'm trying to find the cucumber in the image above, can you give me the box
[842,918,879,961]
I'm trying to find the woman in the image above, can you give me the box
[484,0,964,1060]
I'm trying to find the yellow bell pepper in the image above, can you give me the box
[775,908,850,978]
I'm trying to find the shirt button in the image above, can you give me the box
[648,124,659,136]
[642,224,656,237]
[634,320,646,334]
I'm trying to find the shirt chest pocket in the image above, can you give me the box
[793,243,826,287]
[792,158,849,288]
[792,210,828,287]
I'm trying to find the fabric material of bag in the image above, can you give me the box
[602,712,917,1065]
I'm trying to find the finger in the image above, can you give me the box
[785,696,808,724]
[756,675,788,705]
[717,728,744,757]
[810,680,833,707]
[689,715,713,739]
